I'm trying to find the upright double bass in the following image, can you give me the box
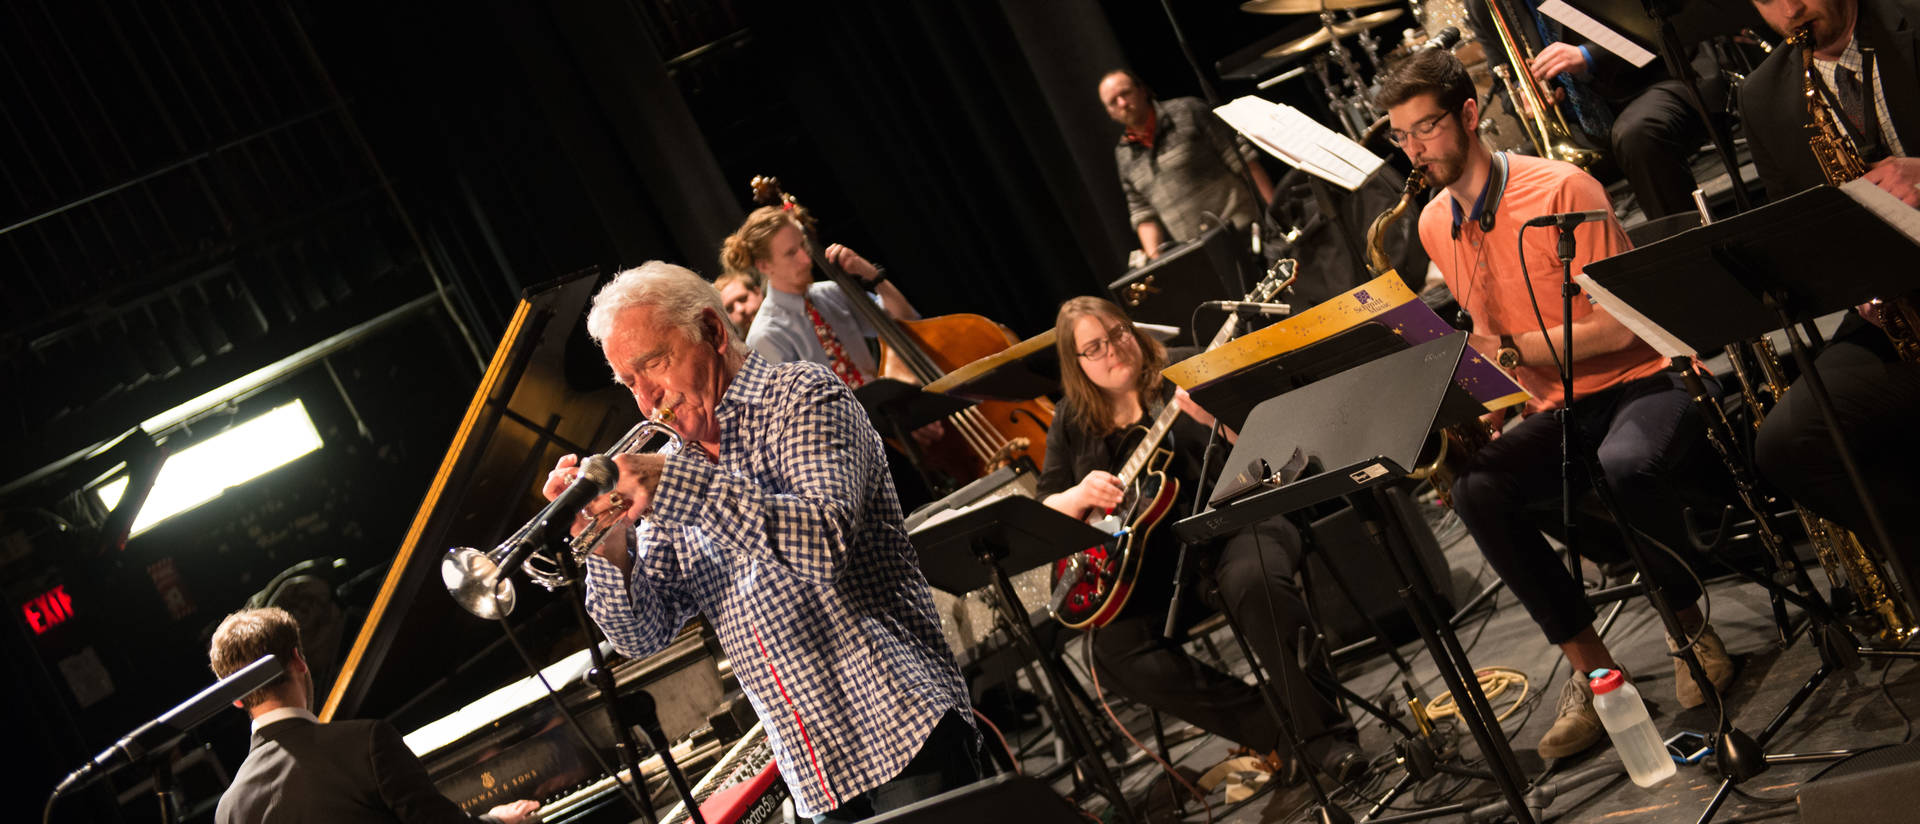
[748,176,1054,488]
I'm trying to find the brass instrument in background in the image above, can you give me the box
[441,408,683,619]
[1365,169,1499,504]
[1482,0,1605,168]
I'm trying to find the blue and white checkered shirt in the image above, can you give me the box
[583,353,969,818]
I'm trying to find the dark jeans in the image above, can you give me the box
[1088,518,1352,763]
[1754,331,1920,554]
[811,710,987,823]
[1451,372,1713,645]
[1611,61,1728,219]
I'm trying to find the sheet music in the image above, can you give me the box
[1575,273,1693,358]
[1842,177,1920,244]
[1214,96,1383,191]
[1538,0,1656,68]
[1165,272,1530,412]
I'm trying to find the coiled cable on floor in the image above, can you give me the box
[1423,666,1531,723]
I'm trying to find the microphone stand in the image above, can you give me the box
[550,531,685,824]
[1543,220,1730,757]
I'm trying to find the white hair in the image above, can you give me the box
[585,261,743,354]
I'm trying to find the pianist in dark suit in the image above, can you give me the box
[209,607,541,824]
[547,262,984,823]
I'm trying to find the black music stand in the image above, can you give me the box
[1583,186,1920,824]
[1172,335,1542,824]
[912,496,1143,824]
[1583,184,1920,584]
[856,378,977,494]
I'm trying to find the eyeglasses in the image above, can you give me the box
[1385,110,1458,147]
[1077,324,1133,361]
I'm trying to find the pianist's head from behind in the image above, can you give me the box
[210,606,311,714]
[589,261,748,459]
[209,611,545,823]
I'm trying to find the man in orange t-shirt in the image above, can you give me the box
[1375,50,1733,760]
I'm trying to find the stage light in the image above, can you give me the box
[97,399,324,536]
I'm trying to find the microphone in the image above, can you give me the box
[1523,209,1610,228]
[1202,300,1293,317]
[442,454,618,619]
[55,654,285,796]
[1422,26,1462,53]
[498,454,618,573]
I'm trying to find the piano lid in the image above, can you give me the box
[320,268,642,727]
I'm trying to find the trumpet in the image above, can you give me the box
[442,409,683,619]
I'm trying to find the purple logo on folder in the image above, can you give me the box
[1354,289,1374,305]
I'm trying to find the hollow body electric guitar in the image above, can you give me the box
[1048,261,1295,629]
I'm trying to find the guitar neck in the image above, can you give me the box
[1114,311,1249,488]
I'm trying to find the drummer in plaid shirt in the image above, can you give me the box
[547,262,983,823]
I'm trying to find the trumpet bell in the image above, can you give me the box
[443,546,517,619]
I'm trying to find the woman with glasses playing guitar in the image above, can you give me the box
[1034,296,1365,784]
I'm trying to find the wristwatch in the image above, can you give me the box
[1495,335,1521,369]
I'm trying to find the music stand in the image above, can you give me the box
[924,323,1182,402]
[1172,334,1542,824]
[1583,185,1920,824]
[923,332,1061,402]
[912,496,1142,824]
[856,378,977,494]
[1583,183,1920,580]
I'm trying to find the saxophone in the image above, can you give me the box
[1371,170,1496,505]
[1483,0,1605,168]
[1750,337,1914,643]
[1730,27,1918,643]
[1793,25,1920,361]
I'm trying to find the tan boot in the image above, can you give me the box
[1538,673,1605,758]
[1670,624,1736,709]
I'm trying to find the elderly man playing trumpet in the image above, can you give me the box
[542,262,983,823]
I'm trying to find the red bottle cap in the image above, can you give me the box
[1590,668,1626,694]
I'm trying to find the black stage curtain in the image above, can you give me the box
[741,0,1138,336]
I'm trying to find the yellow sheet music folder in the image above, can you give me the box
[1163,273,1531,413]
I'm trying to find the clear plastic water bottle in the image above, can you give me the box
[1590,668,1676,787]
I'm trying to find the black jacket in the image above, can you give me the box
[217,717,500,824]
[1037,351,1230,617]
[1742,0,1920,201]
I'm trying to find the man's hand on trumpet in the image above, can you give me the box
[545,452,668,571]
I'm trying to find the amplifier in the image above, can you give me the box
[1798,741,1920,824]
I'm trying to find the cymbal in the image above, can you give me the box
[1261,9,1405,58]
[1241,0,1395,14]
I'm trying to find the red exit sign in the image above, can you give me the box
[23,585,74,635]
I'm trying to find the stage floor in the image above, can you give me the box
[1003,500,1920,824]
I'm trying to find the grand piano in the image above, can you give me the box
[316,270,759,823]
